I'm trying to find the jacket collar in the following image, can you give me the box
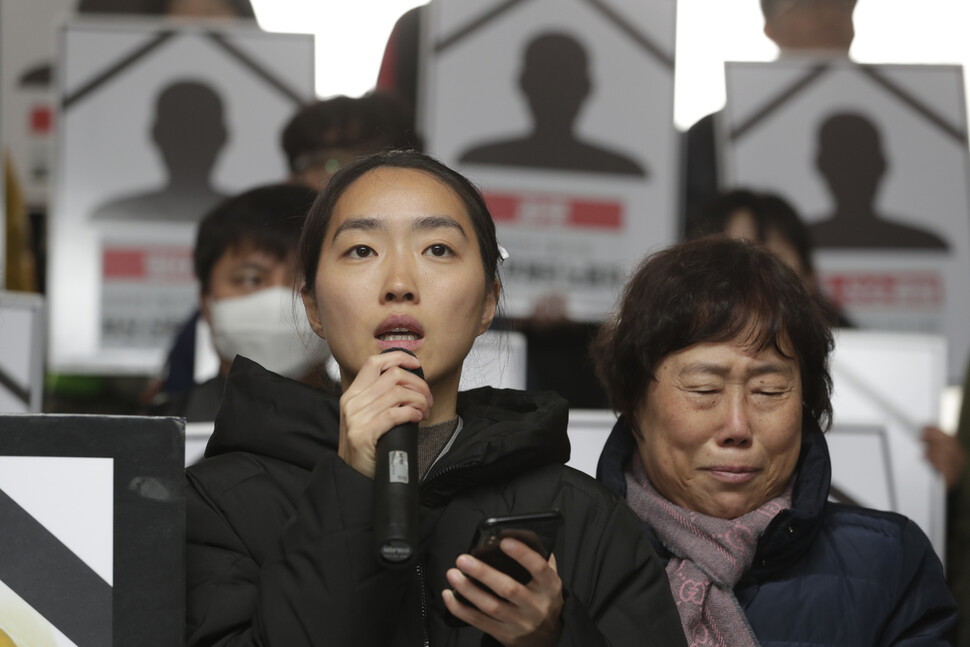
[596,413,832,575]
[420,386,571,505]
[206,357,572,496]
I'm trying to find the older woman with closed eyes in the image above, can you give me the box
[594,237,956,646]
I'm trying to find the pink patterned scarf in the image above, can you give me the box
[624,454,791,647]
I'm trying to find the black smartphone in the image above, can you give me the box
[452,510,563,609]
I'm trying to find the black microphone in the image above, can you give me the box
[374,348,423,567]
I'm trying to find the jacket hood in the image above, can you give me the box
[205,356,341,468]
[205,357,572,486]
[596,412,832,576]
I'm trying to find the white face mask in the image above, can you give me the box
[207,286,330,379]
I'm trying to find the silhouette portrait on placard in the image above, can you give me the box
[810,111,948,250]
[459,32,647,177]
[91,80,230,222]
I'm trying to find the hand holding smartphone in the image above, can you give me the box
[452,510,563,608]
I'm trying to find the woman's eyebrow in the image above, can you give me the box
[412,215,468,239]
[331,215,468,240]
[678,362,794,377]
[748,363,794,377]
[679,362,729,376]
[331,216,383,239]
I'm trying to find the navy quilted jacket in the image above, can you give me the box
[597,416,957,646]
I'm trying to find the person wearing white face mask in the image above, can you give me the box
[147,183,331,422]
[206,285,327,380]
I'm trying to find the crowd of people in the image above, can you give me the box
[2,0,969,645]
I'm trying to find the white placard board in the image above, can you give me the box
[185,422,214,467]
[459,329,527,391]
[724,60,970,381]
[828,329,947,557]
[566,409,615,477]
[0,414,184,646]
[49,20,314,375]
[0,291,46,413]
[422,0,678,322]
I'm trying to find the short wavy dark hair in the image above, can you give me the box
[592,237,835,432]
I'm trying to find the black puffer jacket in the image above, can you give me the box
[598,415,957,647]
[186,358,687,646]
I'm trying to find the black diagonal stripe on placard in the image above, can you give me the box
[0,488,112,646]
[0,367,30,406]
[582,0,674,70]
[205,32,306,104]
[62,32,176,110]
[730,63,831,142]
[859,66,968,145]
[435,0,534,53]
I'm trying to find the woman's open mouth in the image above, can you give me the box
[378,329,421,342]
[375,316,425,350]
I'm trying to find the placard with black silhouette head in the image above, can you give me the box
[90,80,230,224]
[49,20,314,374]
[424,0,678,322]
[0,415,184,647]
[723,60,970,381]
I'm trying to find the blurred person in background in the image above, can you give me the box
[282,92,423,190]
[689,188,852,326]
[146,184,330,422]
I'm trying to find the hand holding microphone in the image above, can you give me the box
[334,348,429,566]
[373,349,424,567]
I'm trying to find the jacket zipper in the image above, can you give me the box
[416,452,489,645]
[417,561,430,647]
[415,459,480,646]
[423,458,480,488]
